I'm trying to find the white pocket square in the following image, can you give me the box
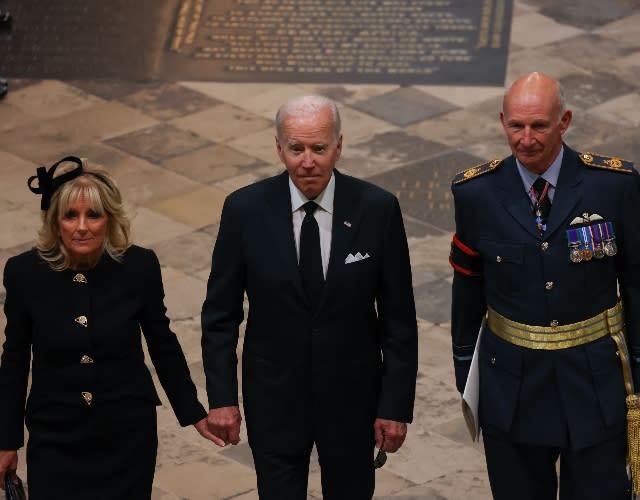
[345,252,370,264]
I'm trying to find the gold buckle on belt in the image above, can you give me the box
[487,302,624,350]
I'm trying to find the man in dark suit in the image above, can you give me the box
[0,8,11,100]
[201,95,418,499]
[449,72,640,499]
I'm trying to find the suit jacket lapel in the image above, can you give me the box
[544,147,583,239]
[496,156,541,238]
[320,170,360,311]
[265,172,307,302]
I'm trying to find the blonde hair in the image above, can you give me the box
[36,162,131,271]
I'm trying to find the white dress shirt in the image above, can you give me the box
[290,173,334,279]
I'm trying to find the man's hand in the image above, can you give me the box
[207,406,242,447]
[0,450,18,490]
[374,418,407,453]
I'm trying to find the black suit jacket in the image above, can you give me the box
[0,246,206,450]
[451,146,640,449]
[201,170,418,452]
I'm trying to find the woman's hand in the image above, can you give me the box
[193,417,221,445]
[0,450,18,490]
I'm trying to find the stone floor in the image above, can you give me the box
[1,1,639,498]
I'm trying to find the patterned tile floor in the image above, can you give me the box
[1,1,639,498]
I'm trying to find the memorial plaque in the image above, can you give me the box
[164,0,513,85]
[0,0,512,85]
[0,0,180,80]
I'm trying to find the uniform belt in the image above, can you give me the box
[487,302,624,350]
[490,301,640,492]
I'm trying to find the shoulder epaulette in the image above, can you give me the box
[579,152,634,174]
[452,159,503,185]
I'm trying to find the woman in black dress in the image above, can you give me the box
[0,157,216,499]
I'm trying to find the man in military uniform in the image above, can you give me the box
[449,72,640,499]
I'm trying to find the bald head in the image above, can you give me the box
[503,72,565,121]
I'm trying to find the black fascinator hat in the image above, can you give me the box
[28,156,84,210]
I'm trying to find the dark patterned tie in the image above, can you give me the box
[531,177,552,234]
[299,201,324,305]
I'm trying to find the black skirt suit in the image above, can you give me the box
[0,246,206,499]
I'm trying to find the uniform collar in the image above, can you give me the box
[516,146,564,191]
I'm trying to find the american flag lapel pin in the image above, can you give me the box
[343,221,352,228]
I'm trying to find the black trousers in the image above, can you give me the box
[482,427,630,500]
[251,440,375,500]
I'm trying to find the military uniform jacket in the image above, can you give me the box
[450,145,640,450]
[0,246,206,450]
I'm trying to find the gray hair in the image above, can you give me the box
[557,82,567,115]
[275,95,341,141]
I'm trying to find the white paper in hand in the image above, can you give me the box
[462,318,486,442]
